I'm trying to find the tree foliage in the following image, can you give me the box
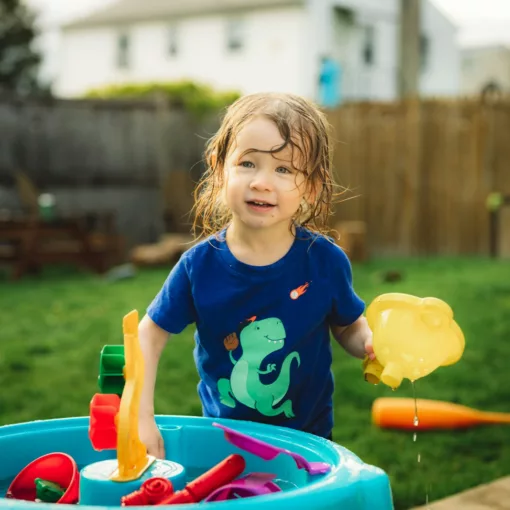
[0,0,42,94]
[86,80,240,117]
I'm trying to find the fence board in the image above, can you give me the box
[329,99,510,256]
[0,95,213,246]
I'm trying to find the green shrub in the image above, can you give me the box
[85,80,240,116]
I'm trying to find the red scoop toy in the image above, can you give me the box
[6,453,80,504]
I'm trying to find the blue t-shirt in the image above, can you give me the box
[147,227,364,439]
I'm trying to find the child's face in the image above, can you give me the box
[223,116,308,233]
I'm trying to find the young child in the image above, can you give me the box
[138,92,375,458]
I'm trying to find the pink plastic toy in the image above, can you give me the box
[213,423,331,475]
[203,473,281,501]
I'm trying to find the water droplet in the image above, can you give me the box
[411,381,419,429]
[413,432,417,442]
[417,454,421,463]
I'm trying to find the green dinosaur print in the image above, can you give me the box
[218,317,300,418]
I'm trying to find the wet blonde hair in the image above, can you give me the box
[193,92,336,238]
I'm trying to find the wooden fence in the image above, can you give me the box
[0,94,217,245]
[329,99,510,256]
[0,95,509,255]
[0,94,214,187]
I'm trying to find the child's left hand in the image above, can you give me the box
[364,330,376,361]
[331,316,376,361]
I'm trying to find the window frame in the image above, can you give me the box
[116,31,131,69]
[225,17,245,53]
[168,24,179,57]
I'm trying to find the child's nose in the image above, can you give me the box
[249,169,273,191]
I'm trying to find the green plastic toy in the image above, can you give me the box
[35,478,65,503]
[98,345,125,395]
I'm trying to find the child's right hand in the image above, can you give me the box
[139,415,165,459]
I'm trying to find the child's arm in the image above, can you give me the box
[138,313,170,458]
[139,314,170,415]
[326,242,374,361]
[331,316,375,360]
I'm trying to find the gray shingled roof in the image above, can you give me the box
[64,0,303,29]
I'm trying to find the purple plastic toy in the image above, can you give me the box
[203,473,281,501]
[213,423,331,475]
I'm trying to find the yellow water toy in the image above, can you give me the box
[110,310,155,481]
[83,310,187,506]
[363,293,465,389]
[88,310,155,481]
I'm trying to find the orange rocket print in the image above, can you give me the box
[290,282,310,300]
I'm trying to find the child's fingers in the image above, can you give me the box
[155,436,166,459]
[365,339,376,360]
[157,440,166,460]
[147,438,166,459]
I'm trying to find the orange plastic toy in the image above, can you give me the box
[363,293,465,389]
[372,398,510,430]
[159,454,246,505]
[88,310,154,482]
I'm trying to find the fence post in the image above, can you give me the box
[153,94,172,185]
[400,99,422,255]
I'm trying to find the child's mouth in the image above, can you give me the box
[246,201,275,210]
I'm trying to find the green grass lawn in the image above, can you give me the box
[1,258,509,509]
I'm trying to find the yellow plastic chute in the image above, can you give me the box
[110,310,155,482]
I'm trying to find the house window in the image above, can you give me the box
[116,32,130,69]
[168,25,178,56]
[362,25,375,66]
[420,34,430,71]
[226,18,245,52]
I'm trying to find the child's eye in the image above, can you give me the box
[239,161,255,168]
[276,166,292,174]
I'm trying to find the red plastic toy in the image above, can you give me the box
[89,393,121,450]
[158,454,246,505]
[121,478,174,506]
[6,452,80,504]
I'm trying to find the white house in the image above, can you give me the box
[55,0,460,102]
[461,45,510,96]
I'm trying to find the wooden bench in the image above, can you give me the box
[0,214,124,280]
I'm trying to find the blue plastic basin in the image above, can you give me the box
[0,415,393,509]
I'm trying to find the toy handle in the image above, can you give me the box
[188,454,246,501]
[373,398,510,430]
[159,454,246,505]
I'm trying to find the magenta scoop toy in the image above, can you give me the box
[213,423,331,475]
[203,473,281,501]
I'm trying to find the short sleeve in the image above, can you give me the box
[147,254,196,334]
[328,244,365,327]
